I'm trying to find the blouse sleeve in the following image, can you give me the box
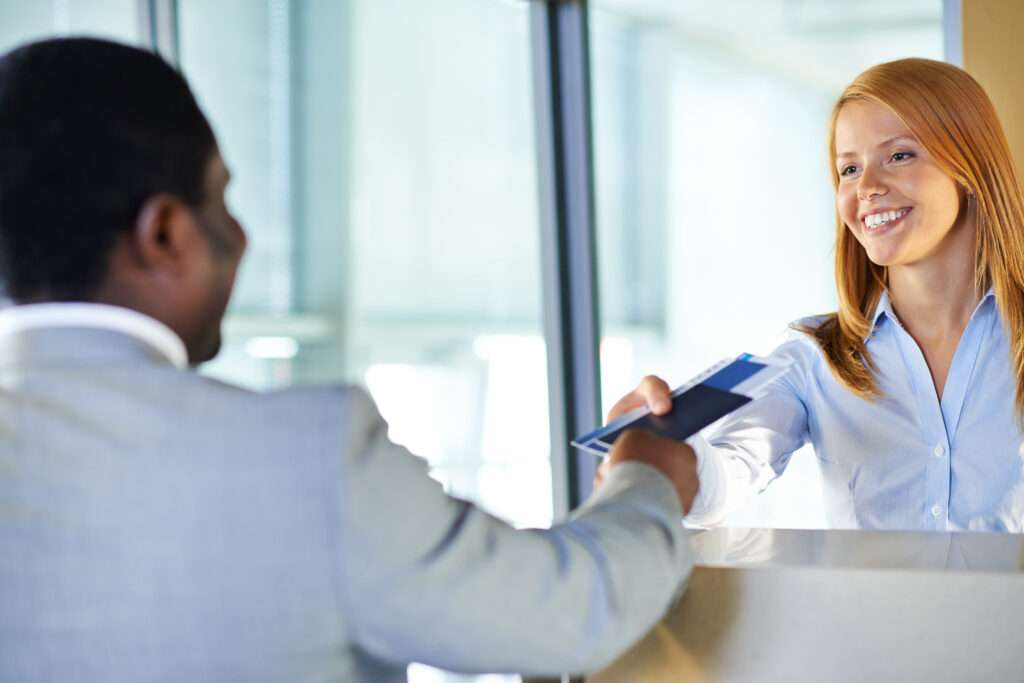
[684,337,812,527]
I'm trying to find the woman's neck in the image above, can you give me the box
[887,226,980,341]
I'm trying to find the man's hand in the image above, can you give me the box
[604,429,698,514]
[594,375,697,512]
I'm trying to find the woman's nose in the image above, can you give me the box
[857,166,888,201]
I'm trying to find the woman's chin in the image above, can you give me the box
[863,247,901,268]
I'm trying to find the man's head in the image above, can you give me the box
[0,37,245,364]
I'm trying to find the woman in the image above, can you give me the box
[609,58,1024,531]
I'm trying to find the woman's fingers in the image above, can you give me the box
[605,393,647,423]
[638,375,673,414]
[606,375,673,423]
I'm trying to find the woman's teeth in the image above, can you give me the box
[864,208,911,229]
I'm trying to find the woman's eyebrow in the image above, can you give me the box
[878,135,917,147]
[836,135,918,160]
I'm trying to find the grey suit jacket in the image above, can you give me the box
[0,325,692,682]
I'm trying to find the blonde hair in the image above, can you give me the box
[803,58,1024,412]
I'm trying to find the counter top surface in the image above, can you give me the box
[589,528,1024,682]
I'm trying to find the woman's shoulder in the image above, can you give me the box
[759,314,836,373]
[772,314,834,354]
[791,312,834,330]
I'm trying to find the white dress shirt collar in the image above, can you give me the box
[868,286,996,340]
[0,302,188,369]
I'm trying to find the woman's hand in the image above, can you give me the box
[596,375,674,490]
[605,375,674,423]
[592,375,699,514]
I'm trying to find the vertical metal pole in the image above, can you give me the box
[530,0,601,515]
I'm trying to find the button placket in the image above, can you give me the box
[890,323,954,529]
[928,439,951,527]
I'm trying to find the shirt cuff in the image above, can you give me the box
[683,434,728,526]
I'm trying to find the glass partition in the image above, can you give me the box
[177,2,545,679]
[590,0,945,528]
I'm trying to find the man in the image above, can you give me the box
[0,38,699,682]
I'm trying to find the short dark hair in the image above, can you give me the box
[0,37,216,302]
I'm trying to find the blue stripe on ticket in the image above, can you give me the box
[702,358,766,391]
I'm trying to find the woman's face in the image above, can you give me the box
[833,99,965,268]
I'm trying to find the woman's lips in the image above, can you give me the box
[862,207,912,235]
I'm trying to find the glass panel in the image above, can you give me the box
[0,0,140,53]
[590,0,945,528]
[178,2,545,679]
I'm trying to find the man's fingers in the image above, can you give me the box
[607,429,699,513]
[592,459,610,490]
[592,459,609,490]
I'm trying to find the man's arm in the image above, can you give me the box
[332,388,693,676]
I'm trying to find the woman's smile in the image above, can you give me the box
[860,206,913,237]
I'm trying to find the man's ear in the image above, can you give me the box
[132,193,202,275]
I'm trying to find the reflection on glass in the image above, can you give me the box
[178,2,545,681]
[591,0,944,528]
[692,526,1024,572]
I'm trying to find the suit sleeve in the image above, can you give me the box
[332,387,692,675]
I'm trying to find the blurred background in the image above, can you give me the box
[0,0,947,680]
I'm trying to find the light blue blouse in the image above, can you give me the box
[687,288,1024,531]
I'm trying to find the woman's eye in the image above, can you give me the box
[891,151,915,162]
[839,165,858,177]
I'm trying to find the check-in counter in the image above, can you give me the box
[589,528,1024,682]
